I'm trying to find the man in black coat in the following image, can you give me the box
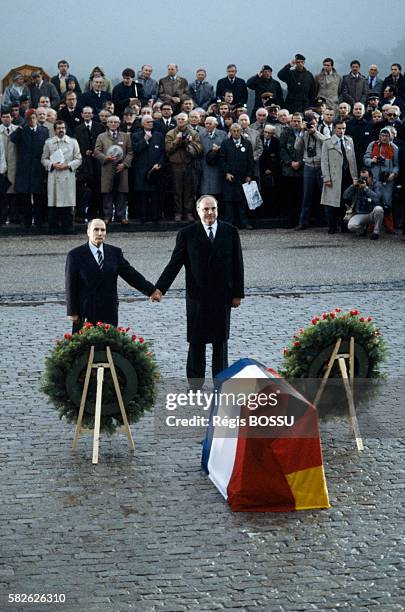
[57,91,82,137]
[216,64,248,108]
[132,116,165,222]
[247,65,284,118]
[10,109,49,229]
[66,218,156,332]
[80,77,111,117]
[219,123,255,228]
[277,54,316,113]
[112,68,146,117]
[151,195,244,389]
[75,106,105,220]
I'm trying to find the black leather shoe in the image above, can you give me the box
[370,233,379,240]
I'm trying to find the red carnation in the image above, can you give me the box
[335,307,342,313]
[79,329,83,335]
[311,318,318,325]
[64,333,72,340]
[139,337,144,343]
[350,309,359,316]
[367,317,372,322]
[96,321,103,326]
[125,327,130,332]
[283,348,289,356]
[360,317,365,322]
[293,341,300,347]
[322,313,328,320]
[132,335,137,341]
[329,311,336,319]
[104,324,111,330]
[375,330,381,336]
[84,322,93,329]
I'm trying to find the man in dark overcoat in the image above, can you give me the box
[219,123,254,228]
[65,218,156,332]
[151,195,244,389]
[132,115,165,223]
[277,54,316,113]
[10,109,49,229]
[75,106,105,220]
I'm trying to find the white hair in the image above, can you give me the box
[176,112,188,122]
[141,114,154,126]
[205,116,218,126]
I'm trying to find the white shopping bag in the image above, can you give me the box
[242,180,263,210]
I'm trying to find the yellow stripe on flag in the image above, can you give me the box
[285,466,330,510]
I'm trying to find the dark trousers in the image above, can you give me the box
[17,192,45,228]
[224,200,249,227]
[171,164,195,215]
[187,341,228,389]
[48,207,74,234]
[299,165,323,226]
[282,175,303,227]
[0,193,18,224]
[139,191,161,222]
[326,170,353,231]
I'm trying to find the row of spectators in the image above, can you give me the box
[0,56,404,236]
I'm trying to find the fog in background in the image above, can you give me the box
[2,0,405,87]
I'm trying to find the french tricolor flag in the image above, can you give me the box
[202,358,330,512]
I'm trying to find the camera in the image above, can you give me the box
[307,145,316,157]
[357,179,366,186]
[379,171,390,183]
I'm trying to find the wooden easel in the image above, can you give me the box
[313,337,364,452]
[71,346,135,464]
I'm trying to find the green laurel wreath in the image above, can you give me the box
[40,322,159,434]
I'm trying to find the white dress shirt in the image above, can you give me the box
[89,241,104,263]
[202,220,218,239]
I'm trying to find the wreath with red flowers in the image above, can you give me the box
[41,322,159,433]
[280,308,387,418]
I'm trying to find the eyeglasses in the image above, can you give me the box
[387,113,397,117]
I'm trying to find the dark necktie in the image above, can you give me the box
[369,77,373,88]
[340,139,349,171]
[97,249,104,270]
[6,127,10,134]
[208,226,214,243]
[86,124,91,133]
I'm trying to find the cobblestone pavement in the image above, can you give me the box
[0,229,404,611]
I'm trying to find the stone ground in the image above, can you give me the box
[0,229,404,611]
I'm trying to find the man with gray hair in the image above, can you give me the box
[187,69,215,111]
[250,108,269,134]
[151,194,244,390]
[94,115,133,224]
[2,72,31,109]
[165,112,202,222]
[199,116,227,199]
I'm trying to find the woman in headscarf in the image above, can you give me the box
[84,66,113,94]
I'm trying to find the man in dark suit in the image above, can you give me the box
[66,218,157,332]
[80,77,111,117]
[219,123,255,229]
[155,103,176,134]
[57,91,82,136]
[151,195,244,389]
[29,70,60,109]
[51,60,81,97]
[216,64,248,108]
[75,106,105,220]
[10,109,49,229]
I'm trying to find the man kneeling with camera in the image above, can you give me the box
[343,168,384,240]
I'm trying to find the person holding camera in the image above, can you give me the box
[363,127,399,231]
[343,169,383,239]
[165,112,202,222]
[294,113,329,229]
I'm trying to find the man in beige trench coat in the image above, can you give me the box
[94,115,133,224]
[321,119,357,234]
[41,120,82,234]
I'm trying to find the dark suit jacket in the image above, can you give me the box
[132,130,165,192]
[79,90,112,115]
[58,105,83,136]
[219,138,255,202]
[382,74,405,101]
[51,74,81,96]
[11,125,49,193]
[154,118,177,134]
[65,242,155,327]
[75,121,105,187]
[215,77,248,107]
[112,81,146,115]
[156,221,244,343]
[29,81,60,109]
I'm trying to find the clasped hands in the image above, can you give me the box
[150,290,241,309]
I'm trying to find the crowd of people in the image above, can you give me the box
[0,55,404,238]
